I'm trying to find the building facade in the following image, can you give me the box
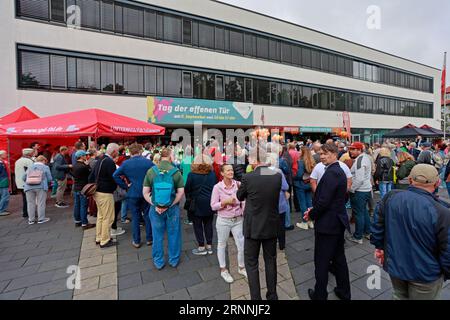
[0,0,441,144]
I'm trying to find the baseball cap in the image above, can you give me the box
[409,164,439,184]
[75,150,87,159]
[420,142,432,148]
[348,142,364,150]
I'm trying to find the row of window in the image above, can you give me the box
[17,48,434,119]
[16,0,434,93]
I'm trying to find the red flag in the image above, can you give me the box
[442,52,447,106]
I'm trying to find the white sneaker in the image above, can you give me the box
[111,227,126,236]
[238,268,248,278]
[37,218,50,224]
[296,222,309,230]
[307,221,314,229]
[221,270,234,283]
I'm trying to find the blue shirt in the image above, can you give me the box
[23,162,53,192]
[113,156,154,199]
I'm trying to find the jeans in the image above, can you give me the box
[350,191,371,240]
[73,191,88,225]
[0,187,10,213]
[121,198,129,222]
[149,205,182,269]
[192,215,214,247]
[26,189,47,223]
[51,178,58,196]
[446,182,450,199]
[20,189,28,217]
[216,215,245,269]
[378,182,393,199]
[294,182,312,222]
[128,197,151,244]
[391,276,443,300]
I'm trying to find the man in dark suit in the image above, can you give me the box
[304,143,351,300]
[237,147,281,300]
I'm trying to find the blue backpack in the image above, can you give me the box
[151,166,178,207]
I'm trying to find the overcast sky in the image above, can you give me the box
[219,0,450,71]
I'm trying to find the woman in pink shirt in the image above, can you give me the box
[210,164,247,283]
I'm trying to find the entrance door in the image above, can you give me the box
[372,134,381,145]
[352,134,361,142]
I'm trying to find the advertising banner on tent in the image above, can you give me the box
[147,96,253,125]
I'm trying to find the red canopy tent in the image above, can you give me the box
[0,106,40,151]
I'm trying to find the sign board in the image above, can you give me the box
[147,96,253,125]
[299,127,332,133]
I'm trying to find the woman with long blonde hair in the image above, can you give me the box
[294,146,316,230]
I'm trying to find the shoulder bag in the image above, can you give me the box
[81,158,105,197]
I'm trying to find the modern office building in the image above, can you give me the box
[0,0,441,143]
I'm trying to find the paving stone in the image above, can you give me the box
[73,286,117,300]
[73,277,100,296]
[175,257,212,273]
[2,243,39,255]
[289,238,314,252]
[0,264,41,282]
[42,290,73,300]
[230,278,248,300]
[350,285,373,300]
[373,288,393,300]
[102,253,116,264]
[213,292,230,300]
[0,238,29,249]
[0,288,25,300]
[0,258,27,271]
[153,288,191,300]
[23,251,65,267]
[20,278,70,300]
[118,273,143,291]
[117,252,140,266]
[187,278,229,300]
[277,279,298,298]
[79,262,116,280]
[38,257,79,272]
[12,246,52,260]
[162,271,203,293]
[198,266,221,282]
[345,245,370,262]
[120,281,164,300]
[351,274,392,298]
[5,270,56,292]
[141,266,179,284]
[0,253,15,263]
[118,259,154,277]
[78,256,103,268]
[100,273,117,289]
[290,262,315,285]
[0,280,11,293]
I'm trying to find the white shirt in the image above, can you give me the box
[310,161,352,184]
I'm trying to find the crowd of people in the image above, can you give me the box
[0,134,448,300]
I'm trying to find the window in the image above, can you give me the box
[270,82,281,105]
[144,10,157,39]
[319,90,329,109]
[320,52,329,72]
[215,27,225,51]
[67,57,76,89]
[311,88,319,108]
[224,29,230,52]
[163,68,181,96]
[244,78,253,102]
[365,64,373,81]
[101,0,114,32]
[244,33,254,56]
[20,51,50,88]
[269,40,280,61]
[373,66,379,82]
[292,86,300,106]
[301,86,312,108]
[115,63,123,93]
[123,5,144,37]
[123,64,144,94]
[335,91,345,111]
[163,14,181,43]
[192,21,199,46]
[359,62,365,80]
[156,67,164,94]
[114,4,123,33]
[50,55,67,88]
[301,47,311,68]
[344,59,353,77]
[292,46,300,66]
[182,19,192,45]
[389,99,396,115]
[76,58,100,91]
[378,97,385,113]
[199,23,215,49]
[366,95,373,112]
[77,0,100,29]
[281,42,292,64]
[18,0,49,20]
[215,75,224,99]
[254,79,270,104]
[353,61,360,78]
[311,50,321,70]
[281,83,292,106]
[257,36,269,59]
[225,76,244,101]
[337,57,345,75]
[329,55,337,74]
[156,13,163,40]
[51,0,65,22]
[193,72,215,100]
[144,66,156,94]
[229,30,244,55]
[101,61,114,92]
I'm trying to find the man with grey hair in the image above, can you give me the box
[89,143,119,248]
[312,142,322,164]
[408,142,420,160]
[15,148,34,218]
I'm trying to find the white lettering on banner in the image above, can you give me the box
[110,126,160,133]
[21,127,64,134]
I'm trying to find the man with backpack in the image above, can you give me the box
[143,149,185,270]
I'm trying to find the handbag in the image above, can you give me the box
[81,158,105,197]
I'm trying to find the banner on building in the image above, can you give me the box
[147,96,253,125]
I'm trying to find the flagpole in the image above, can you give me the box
[444,52,447,141]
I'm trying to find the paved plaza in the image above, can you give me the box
[0,191,449,300]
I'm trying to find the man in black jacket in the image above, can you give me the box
[304,143,351,300]
[237,147,281,300]
[229,144,247,182]
[89,143,119,248]
[72,151,95,230]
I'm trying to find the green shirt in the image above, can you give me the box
[143,160,184,189]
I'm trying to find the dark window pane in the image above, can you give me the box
[156,13,163,40]
[20,51,50,88]
[319,90,329,109]
[225,76,244,102]
[244,33,253,56]
[270,82,281,105]
[77,58,100,91]
[192,21,199,46]
[123,64,144,94]
[163,14,181,43]
[337,57,345,75]
[101,61,114,91]
[123,5,143,37]
[144,66,156,95]
[373,66,379,82]
[311,88,318,108]
[320,52,329,72]
[51,0,65,22]
[366,64,373,81]
[281,42,292,64]
[301,86,312,108]
[245,78,253,102]
[199,23,214,49]
[163,68,181,96]
[51,55,67,88]
[269,39,280,61]
[144,10,157,39]
[224,29,229,52]
[18,0,49,20]
[335,91,345,111]
[301,47,311,68]
[311,50,320,70]
[67,57,76,89]
[344,59,353,77]
[193,72,214,100]
[329,55,337,74]
[254,79,270,104]
[182,72,192,96]
[156,67,164,94]
[115,63,124,93]
[183,19,192,45]
[292,46,300,66]
[257,36,269,59]
[215,27,225,51]
[77,0,100,29]
[230,30,244,55]
[215,75,224,99]
[115,4,123,33]
[281,83,292,106]
[101,0,114,31]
